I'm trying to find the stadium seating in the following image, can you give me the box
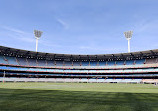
[82,61,89,66]
[27,59,37,66]
[116,61,125,65]
[2,65,158,74]
[146,58,157,64]
[135,59,145,64]
[0,55,153,68]
[64,61,72,66]
[56,61,63,66]
[73,61,80,66]
[47,60,55,66]
[90,61,98,66]
[0,46,158,83]
[107,61,115,66]
[0,55,8,64]
[125,60,135,65]
[17,58,28,66]
[37,59,47,66]
[5,56,18,65]
[98,61,106,66]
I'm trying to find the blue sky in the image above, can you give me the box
[0,0,158,54]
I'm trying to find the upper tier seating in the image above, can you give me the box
[56,61,63,66]
[17,58,28,66]
[27,59,37,66]
[90,61,98,66]
[73,61,80,66]
[107,61,115,66]
[47,60,55,66]
[37,59,47,66]
[5,56,18,65]
[82,61,89,66]
[125,60,135,65]
[0,55,153,67]
[116,61,125,65]
[135,59,145,64]
[99,61,106,66]
[146,58,157,64]
[0,56,8,64]
[64,61,72,66]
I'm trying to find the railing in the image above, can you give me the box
[0,78,143,83]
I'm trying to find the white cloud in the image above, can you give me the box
[2,26,26,34]
[1,26,34,43]
[0,26,65,50]
[132,19,158,34]
[56,18,69,29]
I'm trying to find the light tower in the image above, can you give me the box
[34,30,43,52]
[124,31,133,53]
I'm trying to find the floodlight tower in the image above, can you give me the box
[124,31,133,53]
[34,30,43,52]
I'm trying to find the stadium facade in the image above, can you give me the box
[0,45,158,83]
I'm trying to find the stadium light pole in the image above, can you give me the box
[34,30,43,52]
[124,31,133,53]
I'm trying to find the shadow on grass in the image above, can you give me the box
[0,88,158,111]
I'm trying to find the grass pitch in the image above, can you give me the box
[0,83,158,111]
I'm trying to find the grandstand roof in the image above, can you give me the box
[0,45,158,61]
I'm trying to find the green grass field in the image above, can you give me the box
[0,82,158,111]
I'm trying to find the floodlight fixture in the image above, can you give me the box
[34,30,43,52]
[124,31,133,53]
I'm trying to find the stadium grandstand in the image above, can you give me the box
[0,45,158,84]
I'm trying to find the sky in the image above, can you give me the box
[0,0,158,54]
